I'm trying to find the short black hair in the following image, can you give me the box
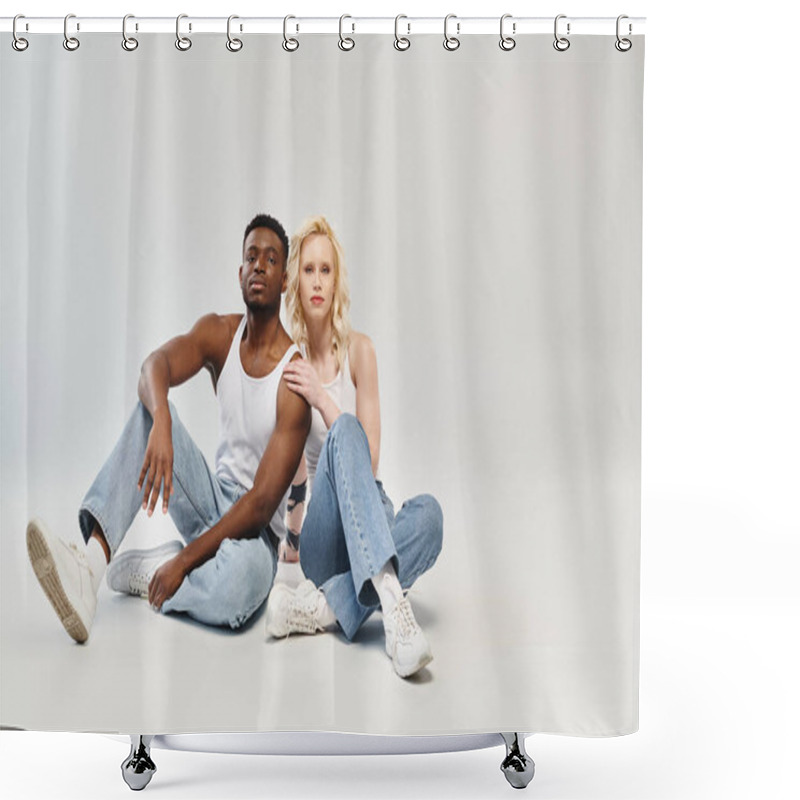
[243,214,289,266]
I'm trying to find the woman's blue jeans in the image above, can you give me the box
[299,414,444,641]
[78,401,276,629]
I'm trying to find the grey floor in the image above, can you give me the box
[2,596,797,799]
[3,503,636,738]
[2,553,451,734]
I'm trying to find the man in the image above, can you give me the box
[26,213,311,642]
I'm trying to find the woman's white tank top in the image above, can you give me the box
[304,349,360,488]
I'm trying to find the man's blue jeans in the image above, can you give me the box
[78,401,276,629]
[300,414,444,641]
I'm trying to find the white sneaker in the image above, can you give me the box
[384,595,433,678]
[106,540,184,598]
[265,579,326,638]
[26,518,98,644]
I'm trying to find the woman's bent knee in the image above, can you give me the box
[329,412,364,443]
[418,494,444,553]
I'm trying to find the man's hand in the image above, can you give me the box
[138,412,175,516]
[283,360,325,409]
[148,553,186,609]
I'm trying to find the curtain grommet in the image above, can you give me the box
[226,15,243,52]
[443,14,460,51]
[12,15,29,51]
[394,15,410,51]
[175,14,192,51]
[121,14,139,52]
[615,15,632,51]
[283,15,299,52]
[553,14,570,52]
[338,14,355,51]
[63,13,80,51]
[499,14,516,51]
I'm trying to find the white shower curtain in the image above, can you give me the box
[1,29,643,736]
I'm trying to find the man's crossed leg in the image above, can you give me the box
[27,401,276,643]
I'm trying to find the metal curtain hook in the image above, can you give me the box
[615,14,632,51]
[339,14,355,51]
[227,15,243,51]
[12,14,29,51]
[63,13,80,51]
[443,14,460,51]
[499,14,516,51]
[122,14,139,51]
[553,14,570,52]
[283,15,299,51]
[394,14,410,51]
[175,14,192,51]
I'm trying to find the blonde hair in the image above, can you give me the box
[286,216,351,372]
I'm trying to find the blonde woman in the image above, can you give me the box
[265,216,443,678]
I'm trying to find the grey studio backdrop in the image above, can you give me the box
[0,33,643,735]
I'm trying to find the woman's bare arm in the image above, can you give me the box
[351,333,381,477]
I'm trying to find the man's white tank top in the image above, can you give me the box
[215,316,299,542]
[304,348,379,488]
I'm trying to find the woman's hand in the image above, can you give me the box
[148,553,187,610]
[283,359,325,409]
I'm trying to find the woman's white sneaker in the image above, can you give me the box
[384,596,433,678]
[26,518,98,644]
[265,579,327,638]
[106,541,184,598]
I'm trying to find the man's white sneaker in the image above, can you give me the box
[106,540,184,598]
[265,579,326,638]
[384,595,433,678]
[26,518,98,644]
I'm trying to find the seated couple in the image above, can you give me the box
[26,213,443,679]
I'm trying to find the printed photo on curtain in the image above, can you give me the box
[1,28,644,739]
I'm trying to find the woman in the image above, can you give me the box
[265,216,443,679]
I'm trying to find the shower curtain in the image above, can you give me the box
[0,28,644,737]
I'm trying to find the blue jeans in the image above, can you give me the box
[299,414,444,641]
[78,401,276,629]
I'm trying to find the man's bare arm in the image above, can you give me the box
[138,312,232,413]
[137,314,232,515]
[148,372,311,608]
